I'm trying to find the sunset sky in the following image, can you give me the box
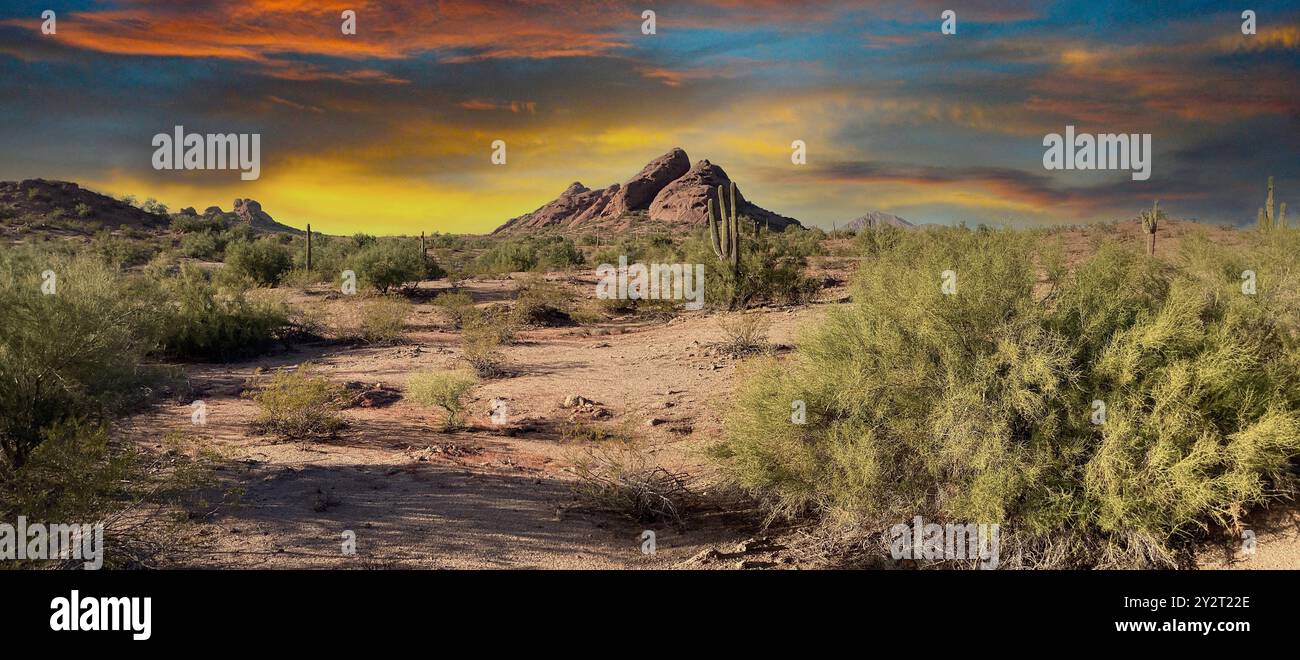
[1,1,1298,235]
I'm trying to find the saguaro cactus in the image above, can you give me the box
[1139,200,1162,256]
[305,223,313,271]
[1258,176,1288,231]
[707,180,741,307]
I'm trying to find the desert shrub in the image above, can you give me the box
[432,291,475,327]
[715,313,771,357]
[358,296,411,343]
[712,228,1300,568]
[0,250,165,469]
[570,442,695,524]
[0,421,220,569]
[590,233,680,267]
[461,314,506,377]
[92,232,158,269]
[251,365,345,440]
[140,198,169,215]
[467,304,517,343]
[535,236,585,270]
[853,224,908,256]
[158,265,289,360]
[179,230,226,260]
[473,240,537,275]
[569,302,607,325]
[349,240,440,293]
[278,267,323,288]
[681,224,819,309]
[224,236,292,285]
[170,213,223,234]
[406,369,478,430]
[511,277,574,326]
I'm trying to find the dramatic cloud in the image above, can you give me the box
[1,1,1297,233]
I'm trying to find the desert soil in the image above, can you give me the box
[119,274,835,569]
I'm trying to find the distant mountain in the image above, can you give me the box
[0,179,169,231]
[493,147,802,235]
[843,211,914,231]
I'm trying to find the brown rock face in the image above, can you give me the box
[493,182,620,234]
[602,147,690,219]
[492,148,801,234]
[648,160,801,231]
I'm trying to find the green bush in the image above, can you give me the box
[349,240,441,293]
[251,366,345,440]
[224,236,292,285]
[712,228,1300,568]
[432,291,475,327]
[472,240,538,275]
[0,251,163,468]
[682,224,819,308]
[179,230,226,260]
[158,265,288,360]
[406,369,478,430]
[92,232,158,270]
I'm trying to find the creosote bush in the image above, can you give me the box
[406,369,478,430]
[715,312,771,357]
[712,227,1300,568]
[460,313,507,377]
[358,296,411,343]
[251,365,345,440]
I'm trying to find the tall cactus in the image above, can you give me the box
[1139,199,1162,256]
[707,180,741,307]
[1258,176,1288,231]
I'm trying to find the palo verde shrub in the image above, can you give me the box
[0,251,164,469]
[712,228,1300,568]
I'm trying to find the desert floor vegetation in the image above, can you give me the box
[2,202,1293,569]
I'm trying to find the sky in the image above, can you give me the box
[1,0,1297,235]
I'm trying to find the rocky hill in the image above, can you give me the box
[0,179,170,231]
[1,179,302,236]
[493,148,802,235]
[190,198,303,235]
[844,211,913,231]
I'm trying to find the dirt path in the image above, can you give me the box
[121,278,824,568]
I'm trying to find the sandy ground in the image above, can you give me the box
[119,276,827,569]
